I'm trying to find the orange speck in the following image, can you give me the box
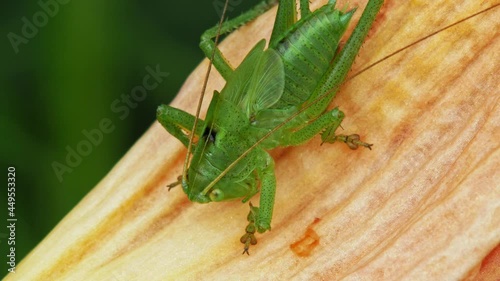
[290,218,321,257]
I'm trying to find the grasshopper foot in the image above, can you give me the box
[167,175,182,191]
[240,203,259,254]
[322,133,373,150]
[337,134,373,150]
[240,231,257,255]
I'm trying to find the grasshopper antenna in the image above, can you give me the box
[183,0,231,184]
[347,3,500,81]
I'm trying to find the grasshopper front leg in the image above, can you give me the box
[156,105,207,190]
[156,105,206,148]
[240,152,276,254]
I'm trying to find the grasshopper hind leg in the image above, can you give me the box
[200,0,278,79]
[281,107,372,149]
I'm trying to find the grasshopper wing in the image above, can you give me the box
[222,39,285,119]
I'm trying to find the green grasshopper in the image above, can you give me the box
[157,0,383,254]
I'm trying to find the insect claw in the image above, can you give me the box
[240,232,257,255]
[240,203,259,254]
[322,133,372,150]
[345,134,373,150]
[242,246,250,255]
[166,175,182,191]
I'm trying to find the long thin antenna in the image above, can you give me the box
[347,3,500,81]
[183,0,231,184]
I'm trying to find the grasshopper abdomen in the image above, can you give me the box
[272,5,355,108]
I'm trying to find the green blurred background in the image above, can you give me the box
[1,0,255,274]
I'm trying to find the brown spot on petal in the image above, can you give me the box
[290,218,321,257]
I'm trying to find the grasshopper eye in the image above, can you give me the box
[203,127,217,143]
[209,189,224,202]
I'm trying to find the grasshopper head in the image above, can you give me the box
[181,175,210,203]
[182,131,257,204]
[182,166,255,204]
